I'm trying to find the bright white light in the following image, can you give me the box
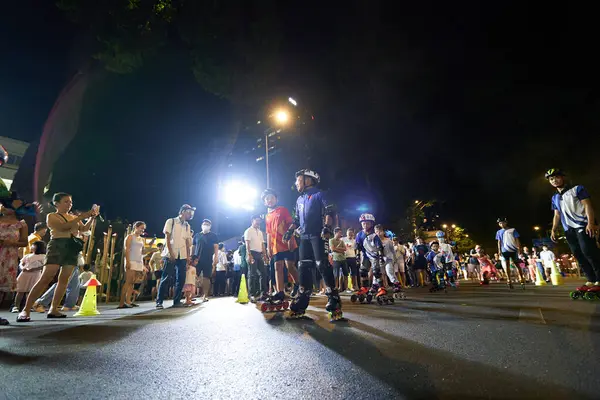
[223,181,258,209]
[288,97,297,106]
[275,110,289,124]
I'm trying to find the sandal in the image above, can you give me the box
[16,314,30,323]
[130,303,139,307]
[1,317,10,325]
[117,304,133,309]
[47,313,67,319]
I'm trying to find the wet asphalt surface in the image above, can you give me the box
[1,279,599,400]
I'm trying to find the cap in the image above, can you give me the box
[202,219,212,225]
[179,204,196,214]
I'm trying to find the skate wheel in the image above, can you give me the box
[260,303,269,312]
[389,298,395,304]
[282,301,289,309]
[276,304,282,311]
[584,292,595,301]
[570,291,580,300]
[351,294,358,303]
[377,297,383,305]
[366,294,373,304]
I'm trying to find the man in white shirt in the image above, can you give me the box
[244,215,268,301]
[539,245,556,279]
[156,204,194,309]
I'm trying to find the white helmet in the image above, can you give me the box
[359,213,375,223]
[295,169,320,184]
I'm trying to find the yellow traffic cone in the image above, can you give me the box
[535,265,547,286]
[236,274,249,304]
[74,274,101,316]
[347,275,354,291]
[550,261,563,286]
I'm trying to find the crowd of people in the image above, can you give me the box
[1,167,599,325]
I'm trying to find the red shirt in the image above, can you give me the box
[265,206,297,255]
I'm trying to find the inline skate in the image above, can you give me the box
[350,286,373,304]
[392,282,406,300]
[290,283,299,299]
[287,290,311,320]
[583,284,600,300]
[375,286,394,305]
[325,289,344,321]
[570,282,594,300]
[258,291,289,313]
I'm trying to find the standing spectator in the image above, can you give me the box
[119,221,147,309]
[232,244,243,296]
[244,215,268,301]
[412,238,429,287]
[183,256,199,305]
[0,196,28,309]
[18,193,98,322]
[12,241,46,312]
[329,228,348,291]
[149,243,164,300]
[23,222,47,257]
[213,243,228,296]
[156,204,194,309]
[343,228,359,293]
[192,219,219,302]
[392,238,408,288]
[468,246,482,282]
[539,245,556,279]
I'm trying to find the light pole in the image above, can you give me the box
[265,98,296,188]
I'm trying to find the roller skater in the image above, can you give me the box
[356,214,393,305]
[350,286,373,304]
[496,217,526,289]
[258,290,290,313]
[545,169,600,299]
[426,241,447,293]
[435,231,457,288]
[283,169,344,322]
[261,188,300,302]
[375,225,405,300]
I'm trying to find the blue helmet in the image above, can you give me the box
[435,230,445,238]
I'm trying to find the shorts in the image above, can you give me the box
[502,252,519,266]
[273,251,295,262]
[395,261,405,273]
[196,261,213,278]
[154,270,163,280]
[127,261,144,272]
[346,258,358,277]
[413,258,427,271]
[45,238,80,266]
[183,283,195,293]
[333,260,349,279]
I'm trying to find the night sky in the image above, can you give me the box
[1,1,599,250]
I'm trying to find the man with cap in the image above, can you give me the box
[156,204,194,309]
[192,218,219,302]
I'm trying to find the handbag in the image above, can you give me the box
[57,213,85,252]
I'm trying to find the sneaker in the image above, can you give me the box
[156,304,164,310]
[10,307,19,313]
[171,303,184,308]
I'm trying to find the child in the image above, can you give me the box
[355,214,389,301]
[184,255,199,305]
[12,241,46,313]
[77,264,93,306]
[476,249,498,283]
[375,225,404,296]
[426,241,445,290]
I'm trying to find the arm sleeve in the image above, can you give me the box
[243,229,249,241]
[163,218,172,235]
[576,185,591,200]
[551,196,558,211]
[513,230,520,238]
[495,230,501,240]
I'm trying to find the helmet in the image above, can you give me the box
[261,188,278,203]
[359,213,375,223]
[544,168,565,179]
[497,217,507,223]
[295,169,320,184]
[435,230,445,238]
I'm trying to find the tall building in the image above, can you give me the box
[0,136,29,189]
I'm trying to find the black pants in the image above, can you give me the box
[565,228,600,282]
[248,251,268,296]
[298,235,335,291]
[214,271,226,296]
[231,270,241,296]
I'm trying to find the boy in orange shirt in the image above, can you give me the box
[262,189,300,302]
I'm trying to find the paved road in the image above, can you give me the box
[1,279,599,399]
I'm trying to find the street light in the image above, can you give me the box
[222,180,258,211]
[442,224,448,229]
[451,224,456,229]
[533,226,540,231]
[274,109,289,124]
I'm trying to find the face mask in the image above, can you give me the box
[202,224,211,233]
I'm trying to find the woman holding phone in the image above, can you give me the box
[17,193,98,322]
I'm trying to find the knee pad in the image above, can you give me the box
[372,268,382,279]
[359,266,369,278]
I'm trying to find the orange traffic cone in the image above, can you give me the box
[74,274,101,316]
[236,274,249,304]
